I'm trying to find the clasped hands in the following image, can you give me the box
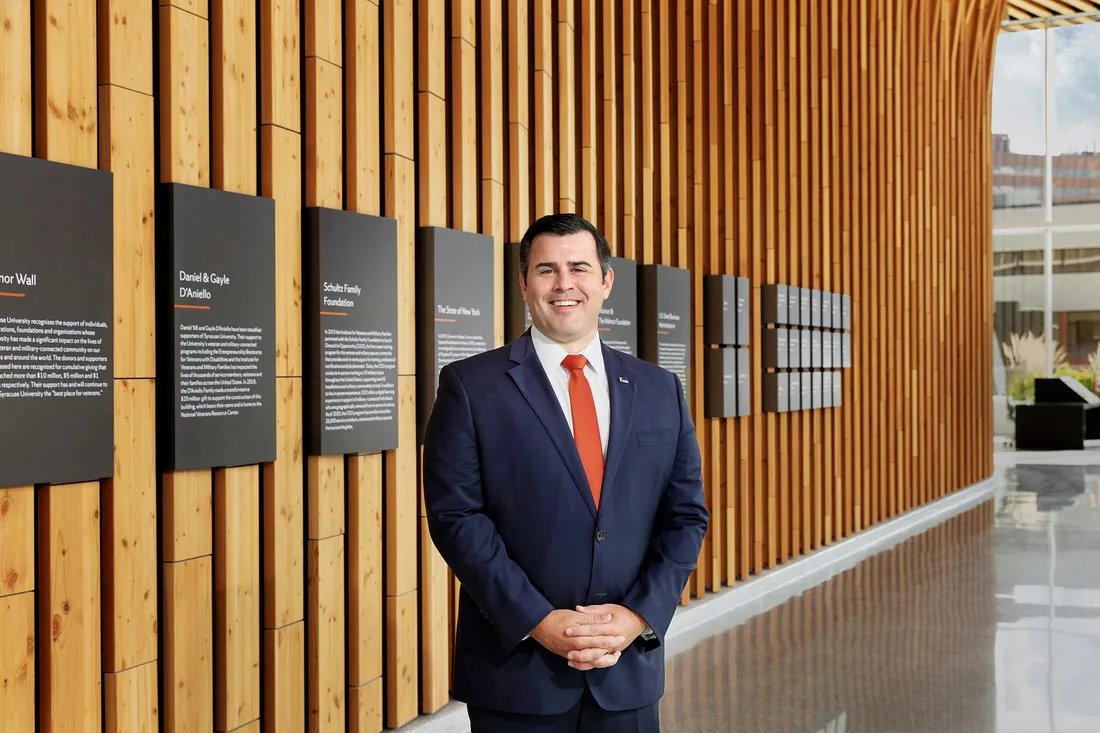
[530,604,648,670]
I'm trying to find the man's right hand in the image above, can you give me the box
[529,609,625,669]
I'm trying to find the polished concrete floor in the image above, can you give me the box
[658,451,1100,732]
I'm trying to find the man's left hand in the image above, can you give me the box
[563,604,649,670]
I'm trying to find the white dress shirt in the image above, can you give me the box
[529,324,610,455]
[525,325,655,642]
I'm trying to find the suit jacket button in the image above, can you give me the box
[595,530,607,542]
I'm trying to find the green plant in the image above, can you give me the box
[1055,365,1095,393]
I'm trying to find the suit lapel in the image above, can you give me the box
[600,343,635,506]
[507,332,598,519]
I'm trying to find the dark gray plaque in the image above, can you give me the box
[833,371,842,406]
[822,293,832,329]
[704,274,737,346]
[801,368,812,410]
[763,327,788,369]
[503,242,531,342]
[158,183,277,471]
[842,332,851,368]
[812,372,823,409]
[801,327,812,368]
[305,207,399,456]
[841,294,851,330]
[599,257,638,356]
[788,286,802,326]
[789,329,802,369]
[763,372,789,413]
[737,347,750,417]
[832,333,842,370]
[761,284,788,325]
[418,227,495,440]
[789,372,802,412]
[811,331,822,369]
[810,289,821,328]
[800,287,811,326]
[640,265,692,399]
[823,330,833,369]
[736,276,750,346]
[823,371,833,408]
[831,294,842,329]
[704,348,737,418]
[0,152,114,488]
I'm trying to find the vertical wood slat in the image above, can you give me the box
[260,0,307,729]
[31,4,102,733]
[558,1,576,215]
[384,0,419,725]
[158,3,213,733]
[304,2,347,730]
[417,0,450,716]
[210,4,263,731]
[98,4,159,730]
[346,4,385,731]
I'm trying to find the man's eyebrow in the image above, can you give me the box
[533,260,593,269]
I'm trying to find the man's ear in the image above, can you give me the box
[603,267,615,298]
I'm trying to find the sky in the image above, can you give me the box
[992,23,1100,156]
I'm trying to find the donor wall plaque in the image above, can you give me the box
[760,284,789,326]
[599,257,638,356]
[704,274,738,346]
[789,372,802,412]
[158,183,277,471]
[737,347,751,417]
[704,348,737,418]
[418,227,495,440]
[0,152,114,487]
[305,208,399,456]
[640,265,692,399]
[763,372,789,413]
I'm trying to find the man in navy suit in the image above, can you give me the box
[422,213,709,732]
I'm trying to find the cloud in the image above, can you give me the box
[992,24,1100,156]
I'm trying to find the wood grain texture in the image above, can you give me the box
[104,661,159,733]
[0,487,33,597]
[102,380,157,673]
[0,592,34,732]
[0,2,32,156]
[384,1,418,725]
[158,5,209,184]
[7,2,1001,729]
[37,482,102,732]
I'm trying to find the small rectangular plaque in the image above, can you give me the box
[761,284,789,325]
[763,327,788,369]
[789,372,802,412]
[789,329,802,369]
[763,372,789,413]
[704,348,738,418]
[737,347,750,416]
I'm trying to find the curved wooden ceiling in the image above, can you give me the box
[1004,0,1100,30]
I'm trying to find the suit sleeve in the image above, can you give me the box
[621,373,710,649]
[421,363,555,653]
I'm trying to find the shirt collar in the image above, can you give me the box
[529,324,605,377]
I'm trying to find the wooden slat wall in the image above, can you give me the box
[0,0,1005,730]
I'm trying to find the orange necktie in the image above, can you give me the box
[561,354,603,509]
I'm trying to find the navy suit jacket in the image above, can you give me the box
[421,329,709,716]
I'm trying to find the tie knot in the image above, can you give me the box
[561,354,588,372]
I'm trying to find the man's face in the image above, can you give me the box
[520,230,613,350]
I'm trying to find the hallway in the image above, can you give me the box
[658,453,1100,732]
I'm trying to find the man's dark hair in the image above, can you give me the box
[518,213,612,282]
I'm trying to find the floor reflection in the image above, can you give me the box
[658,455,1100,733]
